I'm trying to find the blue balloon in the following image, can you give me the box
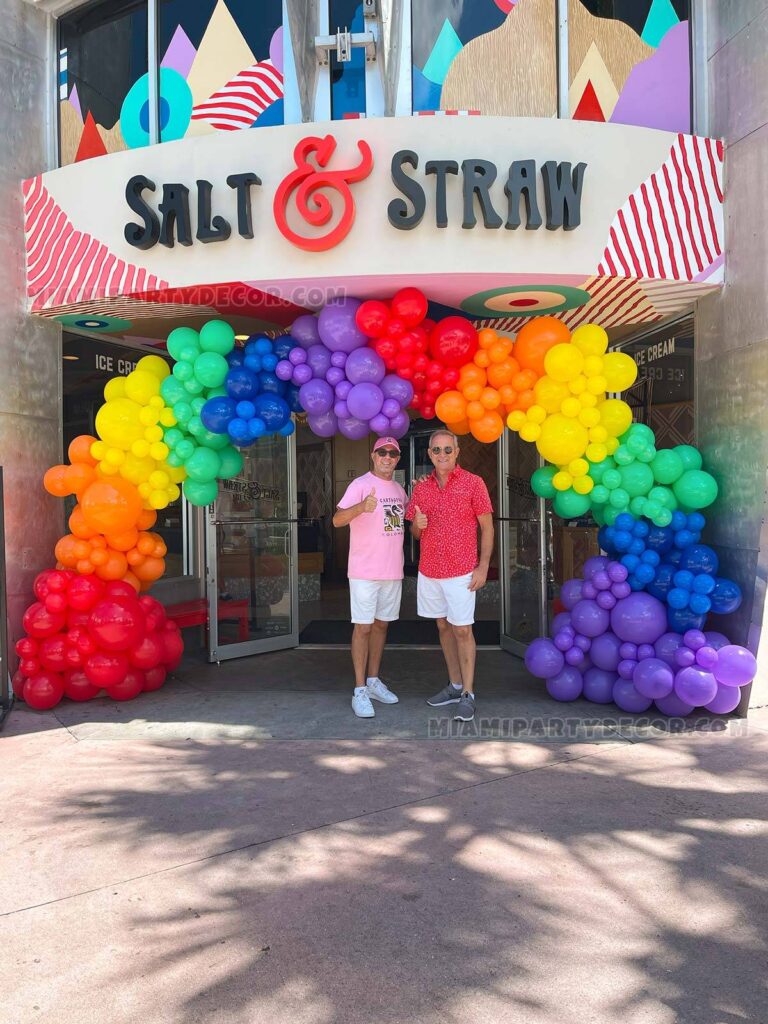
[248,417,266,439]
[667,606,707,634]
[678,543,719,576]
[641,550,660,566]
[673,570,695,590]
[647,562,675,600]
[244,354,262,372]
[253,393,290,431]
[261,353,278,372]
[635,563,655,586]
[710,577,742,614]
[226,367,259,400]
[228,417,252,445]
[258,371,287,396]
[615,513,634,531]
[667,587,690,610]
[674,529,695,549]
[647,526,674,553]
[671,511,687,531]
[255,337,272,355]
[279,420,296,436]
[227,349,245,368]
[273,338,294,360]
[200,396,237,433]
[689,593,711,615]
[285,384,303,413]
[667,548,683,567]
[236,401,256,420]
[692,574,715,595]
[688,512,706,531]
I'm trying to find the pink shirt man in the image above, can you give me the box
[337,471,408,580]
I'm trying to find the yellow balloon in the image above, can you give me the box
[586,442,608,463]
[571,324,608,357]
[598,399,633,438]
[527,405,547,425]
[121,452,156,484]
[568,458,589,477]
[168,483,181,502]
[136,354,171,381]
[587,375,607,395]
[138,482,152,499]
[105,447,125,466]
[573,475,594,495]
[103,377,126,402]
[580,392,597,409]
[583,355,604,377]
[544,343,583,383]
[125,369,160,405]
[149,490,169,510]
[144,425,163,444]
[149,441,170,461]
[578,407,601,429]
[533,376,569,414]
[602,352,638,392]
[507,410,526,431]
[95,398,144,449]
[606,437,620,455]
[91,440,108,461]
[536,414,589,465]
[561,397,582,418]
[130,439,151,459]
[553,471,573,491]
[520,423,541,443]
[589,425,608,443]
[168,466,187,484]
[99,461,120,476]
[159,408,177,428]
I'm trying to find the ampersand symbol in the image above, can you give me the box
[273,134,373,252]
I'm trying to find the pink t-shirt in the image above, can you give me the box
[337,472,407,580]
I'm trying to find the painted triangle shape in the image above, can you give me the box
[573,79,605,122]
[75,110,107,162]
[422,19,463,86]
[642,0,679,48]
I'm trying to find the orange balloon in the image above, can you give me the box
[435,390,467,424]
[458,363,486,388]
[473,350,490,369]
[44,465,71,498]
[91,535,107,549]
[76,559,95,575]
[65,463,97,497]
[123,571,142,593]
[69,505,96,539]
[513,317,571,375]
[94,550,129,581]
[477,328,498,350]
[470,410,505,443]
[105,527,139,552]
[55,535,79,567]
[68,435,98,467]
[136,509,158,530]
[90,548,109,567]
[133,556,165,583]
[74,539,91,560]
[487,362,517,388]
[481,387,501,410]
[126,548,144,567]
[489,342,511,364]
[462,383,483,402]
[136,533,156,556]
[448,418,471,436]
[152,537,168,558]
[466,400,485,420]
[516,389,535,411]
[513,369,538,391]
[80,477,142,535]
[498,384,517,406]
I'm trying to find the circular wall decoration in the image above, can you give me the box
[54,313,133,334]
[461,284,591,318]
[120,69,192,150]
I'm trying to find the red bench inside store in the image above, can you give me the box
[165,598,250,641]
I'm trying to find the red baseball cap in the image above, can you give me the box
[372,437,401,453]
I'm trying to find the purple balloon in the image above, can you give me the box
[333,400,350,418]
[331,351,348,368]
[565,647,586,666]
[560,579,584,611]
[288,347,307,365]
[637,644,655,660]
[583,556,610,580]
[291,315,321,348]
[298,378,334,415]
[619,643,637,660]
[337,415,370,441]
[347,382,384,421]
[388,410,411,439]
[674,666,718,706]
[292,363,313,385]
[582,582,598,600]
[610,592,667,644]
[674,647,696,668]
[712,645,757,688]
[525,638,565,679]
[552,612,572,633]
[583,667,617,703]
[655,692,694,717]
[654,632,683,667]
[546,667,583,702]
[335,379,353,400]
[276,359,294,381]
[613,678,653,713]
[618,659,637,680]
[632,657,674,699]
[695,646,718,669]
[593,571,611,591]
[608,561,628,583]
[590,632,622,671]
[570,599,609,638]
[380,374,414,406]
[307,410,338,438]
[325,366,346,387]
[306,344,333,377]
[705,683,742,714]
[554,629,574,652]
[317,298,367,353]
[596,591,617,611]
[704,631,730,651]
[612,581,632,600]
[381,397,402,419]
[683,629,706,650]
[345,346,386,385]
[574,634,592,652]
[368,413,391,434]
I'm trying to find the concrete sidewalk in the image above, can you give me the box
[2,650,767,1024]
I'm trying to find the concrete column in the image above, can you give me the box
[0,0,63,650]
[696,2,768,707]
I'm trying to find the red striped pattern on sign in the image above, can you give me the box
[191,59,284,131]
[597,134,724,282]
[23,175,167,312]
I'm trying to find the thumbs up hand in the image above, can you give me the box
[413,505,428,531]
[362,488,377,513]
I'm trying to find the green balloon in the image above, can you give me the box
[618,461,654,498]
[176,439,196,461]
[188,415,205,437]
[608,487,630,509]
[185,447,222,483]
[603,506,620,526]
[173,360,194,382]
[183,478,219,507]
[183,377,205,395]
[674,445,703,471]
[603,468,621,489]
[167,451,184,468]
[166,327,200,362]
[172,401,192,425]
[218,446,244,480]
[199,320,236,355]
[198,429,230,450]
[590,484,609,504]
[589,457,615,483]
[651,449,684,484]
[191,397,207,415]
[613,444,634,467]
[591,504,606,526]
[628,423,656,446]
[553,490,591,519]
[160,375,187,405]
[655,507,673,526]
[673,469,718,509]
[630,496,647,516]
[206,386,228,400]
[649,485,677,510]
[194,351,229,388]
[531,465,557,499]
[163,427,184,449]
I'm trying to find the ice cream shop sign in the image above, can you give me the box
[124,134,587,255]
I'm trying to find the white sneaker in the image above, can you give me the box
[352,687,375,718]
[366,678,399,704]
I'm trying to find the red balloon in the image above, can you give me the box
[104,580,139,602]
[138,595,166,633]
[375,339,397,361]
[47,571,71,593]
[33,570,55,602]
[84,651,130,688]
[161,624,184,669]
[63,669,101,702]
[429,317,479,367]
[76,632,98,657]
[16,637,38,659]
[391,287,428,327]
[20,658,40,677]
[106,669,144,702]
[65,646,83,669]
[39,634,69,673]
[67,575,105,611]
[67,609,92,630]
[23,672,64,710]
[142,666,167,692]
[355,300,390,338]
[12,670,27,699]
[88,598,145,652]
[23,602,67,639]
[386,318,406,340]
[45,592,68,615]
[130,632,164,670]
[422,405,435,419]
[444,368,460,387]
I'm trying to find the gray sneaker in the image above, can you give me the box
[426,684,463,707]
[454,693,476,722]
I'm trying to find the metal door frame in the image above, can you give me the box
[205,433,299,663]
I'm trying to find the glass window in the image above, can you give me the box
[58,0,148,166]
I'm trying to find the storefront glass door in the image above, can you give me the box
[206,433,298,662]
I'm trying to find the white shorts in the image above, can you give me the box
[349,579,402,624]
[417,572,476,626]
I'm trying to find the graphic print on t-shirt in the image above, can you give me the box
[383,501,404,534]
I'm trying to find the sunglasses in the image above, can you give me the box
[430,446,455,455]
[375,449,400,458]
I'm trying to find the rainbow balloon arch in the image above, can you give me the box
[13,289,756,716]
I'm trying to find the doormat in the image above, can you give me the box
[299,620,500,645]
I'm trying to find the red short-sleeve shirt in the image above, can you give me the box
[406,466,493,579]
